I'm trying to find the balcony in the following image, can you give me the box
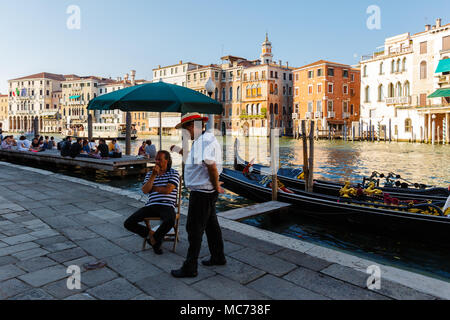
[437,74,450,85]
[343,112,350,119]
[314,111,323,118]
[385,96,411,105]
[305,112,312,119]
[327,111,335,118]
[291,113,298,120]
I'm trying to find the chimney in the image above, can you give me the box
[425,24,431,31]
[124,73,129,84]
[158,65,161,69]
[286,61,289,68]
[279,60,282,66]
[179,60,183,64]
[130,70,136,86]
[436,18,442,28]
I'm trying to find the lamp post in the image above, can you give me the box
[432,114,436,145]
[205,78,216,132]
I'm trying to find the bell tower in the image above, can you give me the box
[260,33,273,65]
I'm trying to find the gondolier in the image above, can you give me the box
[170,113,226,278]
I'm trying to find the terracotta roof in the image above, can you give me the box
[0,94,7,97]
[10,72,67,81]
[293,60,355,71]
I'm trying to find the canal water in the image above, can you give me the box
[8,134,450,281]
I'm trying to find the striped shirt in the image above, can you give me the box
[143,168,180,208]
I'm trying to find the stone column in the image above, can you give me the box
[427,112,431,143]
[446,112,449,145]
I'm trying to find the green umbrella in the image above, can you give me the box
[87,81,222,114]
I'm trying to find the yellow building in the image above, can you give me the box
[0,94,8,131]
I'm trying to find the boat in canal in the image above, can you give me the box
[67,123,138,140]
[219,168,450,240]
[233,139,449,201]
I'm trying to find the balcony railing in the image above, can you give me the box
[305,112,312,119]
[385,96,411,105]
[291,113,298,120]
[327,111,335,118]
[343,112,350,119]
[315,111,323,118]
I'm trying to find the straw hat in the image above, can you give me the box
[175,113,209,129]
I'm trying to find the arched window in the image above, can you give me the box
[270,83,274,94]
[222,88,226,101]
[246,104,250,115]
[274,103,278,114]
[237,86,240,100]
[378,84,384,101]
[391,60,395,73]
[363,65,367,77]
[402,58,407,71]
[420,61,427,79]
[252,104,257,115]
[257,84,261,96]
[404,81,410,97]
[396,82,402,97]
[257,103,261,114]
[388,83,394,98]
[229,87,233,101]
[246,86,251,97]
[270,103,273,114]
[365,86,370,102]
[274,84,278,95]
[252,85,257,97]
[396,59,401,72]
[379,62,383,75]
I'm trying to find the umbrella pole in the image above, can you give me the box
[126,112,131,155]
[159,112,162,151]
[88,113,93,141]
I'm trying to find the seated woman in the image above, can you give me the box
[124,151,180,255]
[90,139,110,159]
[30,138,45,152]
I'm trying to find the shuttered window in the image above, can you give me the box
[420,41,427,54]
[443,36,450,51]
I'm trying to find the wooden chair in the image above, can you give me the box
[142,178,182,252]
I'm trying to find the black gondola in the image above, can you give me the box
[219,168,450,241]
[233,139,449,201]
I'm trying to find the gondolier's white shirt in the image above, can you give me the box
[184,131,223,192]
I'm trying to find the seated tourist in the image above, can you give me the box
[138,141,146,156]
[42,136,50,149]
[17,136,31,151]
[69,138,83,158]
[30,138,45,152]
[91,139,110,159]
[49,137,56,149]
[60,136,72,157]
[145,140,156,159]
[124,150,180,255]
[88,139,96,152]
[1,136,13,150]
[108,139,121,157]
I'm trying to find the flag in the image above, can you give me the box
[21,88,27,96]
[15,88,19,96]
[12,91,15,97]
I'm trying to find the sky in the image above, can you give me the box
[0,0,449,93]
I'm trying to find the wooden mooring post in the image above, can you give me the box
[301,120,315,193]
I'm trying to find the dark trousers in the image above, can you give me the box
[183,191,225,272]
[123,205,175,247]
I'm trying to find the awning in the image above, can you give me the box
[428,88,450,98]
[327,120,344,125]
[435,59,450,73]
[69,95,81,99]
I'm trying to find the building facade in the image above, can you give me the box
[0,94,8,131]
[293,60,360,136]
[7,72,66,134]
[360,18,450,143]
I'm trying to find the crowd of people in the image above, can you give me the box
[0,129,158,161]
[0,131,56,153]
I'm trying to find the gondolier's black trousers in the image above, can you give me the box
[124,205,175,247]
[183,191,225,272]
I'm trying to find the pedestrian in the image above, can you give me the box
[124,150,180,255]
[170,113,226,278]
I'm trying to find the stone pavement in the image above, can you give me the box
[0,163,444,300]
